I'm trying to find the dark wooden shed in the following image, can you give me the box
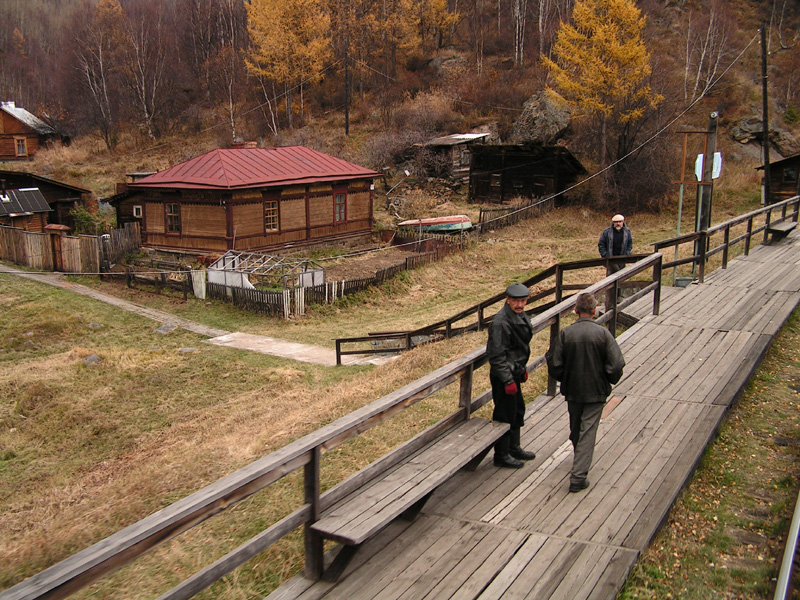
[0,187,52,232]
[468,144,586,203]
[757,153,800,203]
[0,170,91,229]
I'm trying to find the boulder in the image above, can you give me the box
[509,91,572,145]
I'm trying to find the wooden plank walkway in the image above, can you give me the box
[268,231,800,600]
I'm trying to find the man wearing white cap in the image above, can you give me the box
[598,214,633,273]
[486,283,537,468]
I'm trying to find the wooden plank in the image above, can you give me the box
[473,534,550,599]
[623,404,727,550]
[419,527,529,600]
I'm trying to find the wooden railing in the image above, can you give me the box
[653,195,800,283]
[0,253,663,600]
[335,253,654,364]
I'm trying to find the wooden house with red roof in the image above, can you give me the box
[110,146,381,254]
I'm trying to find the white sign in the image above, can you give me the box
[695,152,723,181]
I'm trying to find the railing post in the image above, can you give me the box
[653,256,662,316]
[745,216,753,255]
[459,364,474,419]
[547,315,560,397]
[555,265,563,304]
[477,306,485,331]
[335,340,342,366]
[722,224,730,269]
[607,280,618,334]
[698,231,707,283]
[304,447,323,580]
[764,207,773,245]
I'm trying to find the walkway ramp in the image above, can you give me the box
[269,232,800,599]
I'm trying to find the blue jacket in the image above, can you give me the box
[598,225,633,258]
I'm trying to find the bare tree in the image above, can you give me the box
[72,0,125,150]
[682,1,735,103]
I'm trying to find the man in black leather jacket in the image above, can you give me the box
[487,283,537,468]
[546,293,625,492]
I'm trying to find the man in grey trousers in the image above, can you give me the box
[546,292,625,492]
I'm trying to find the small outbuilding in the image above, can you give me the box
[414,133,490,179]
[0,101,57,160]
[468,144,586,203]
[0,187,52,232]
[110,146,381,255]
[0,170,92,229]
[757,153,800,203]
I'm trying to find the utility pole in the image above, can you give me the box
[697,112,718,232]
[761,24,771,204]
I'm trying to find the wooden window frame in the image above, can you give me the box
[264,199,279,232]
[14,137,27,157]
[334,192,347,224]
[165,203,181,234]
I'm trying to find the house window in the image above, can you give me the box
[334,193,346,223]
[15,138,27,157]
[783,167,798,184]
[490,174,502,187]
[132,205,143,218]
[165,203,181,234]
[264,200,279,231]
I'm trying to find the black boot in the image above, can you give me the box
[494,432,524,468]
[509,428,536,461]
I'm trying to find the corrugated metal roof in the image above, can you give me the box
[0,187,52,217]
[0,101,56,135]
[129,146,381,191]
[420,133,490,147]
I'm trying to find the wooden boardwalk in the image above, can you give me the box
[269,232,800,600]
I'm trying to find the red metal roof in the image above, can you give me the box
[128,146,380,191]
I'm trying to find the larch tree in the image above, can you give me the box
[542,0,662,171]
[245,0,331,129]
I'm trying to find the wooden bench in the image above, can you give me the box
[767,220,797,243]
[311,416,507,580]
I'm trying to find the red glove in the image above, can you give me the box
[504,382,518,396]
[522,371,528,383]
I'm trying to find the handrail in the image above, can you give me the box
[653,195,800,283]
[335,254,653,364]
[0,253,663,600]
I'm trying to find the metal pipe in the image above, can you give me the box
[773,485,800,600]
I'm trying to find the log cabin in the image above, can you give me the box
[0,187,52,232]
[0,101,57,160]
[110,146,381,255]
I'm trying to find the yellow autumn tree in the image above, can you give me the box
[245,0,332,128]
[542,0,662,169]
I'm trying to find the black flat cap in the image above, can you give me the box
[506,283,530,298]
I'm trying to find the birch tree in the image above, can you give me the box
[682,1,734,103]
[73,0,125,149]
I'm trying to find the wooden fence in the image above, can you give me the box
[335,253,654,364]
[0,253,662,600]
[0,222,140,274]
[206,244,462,318]
[476,196,555,232]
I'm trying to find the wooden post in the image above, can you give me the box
[745,216,753,255]
[304,447,323,579]
[698,231,707,282]
[764,207,772,244]
[459,364,473,420]
[722,224,730,268]
[652,256,662,316]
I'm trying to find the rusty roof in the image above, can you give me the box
[129,146,380,191]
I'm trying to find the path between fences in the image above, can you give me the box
[0,264,394,367]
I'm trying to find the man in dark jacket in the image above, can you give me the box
[598,214,633,274]
[487,283,537,468]
[546,293,625,492]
